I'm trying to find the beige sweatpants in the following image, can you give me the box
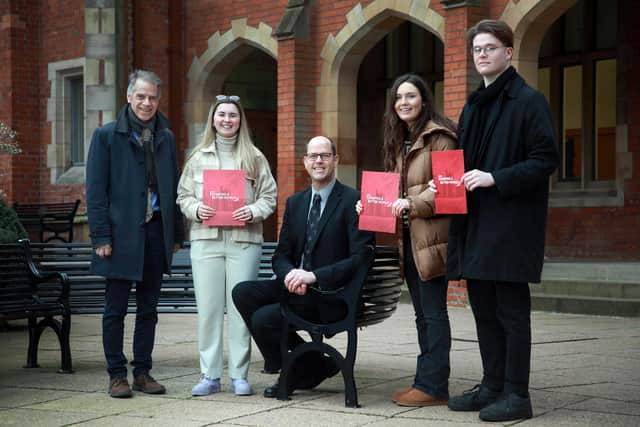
[190,231,261,380]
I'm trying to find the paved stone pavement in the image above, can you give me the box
[1,303,639,426]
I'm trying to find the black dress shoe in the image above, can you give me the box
[479,392,532,421]
[263,379,295,398]
[263,382,279,398]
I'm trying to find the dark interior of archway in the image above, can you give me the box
[357,21,444,245]
[357,21,444,183]
[222,49,278,242]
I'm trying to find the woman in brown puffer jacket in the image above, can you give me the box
[372,73,457,407]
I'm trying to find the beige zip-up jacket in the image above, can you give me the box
[177,144,277,244]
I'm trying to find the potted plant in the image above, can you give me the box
[0,121,26,243]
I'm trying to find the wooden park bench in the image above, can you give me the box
[0,240,73,373]
[13,200,81,243]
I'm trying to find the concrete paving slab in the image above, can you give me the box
[523,408,640,426]
[23,392,170,416]
[68,414,206,427]
[124,398,288,424]
[231,406,386,426]
[1,304,639,426]
[0,387,82,408]
[565,397,640,416]
[0,408,99,426]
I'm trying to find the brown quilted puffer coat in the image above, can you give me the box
[395,120,457,281]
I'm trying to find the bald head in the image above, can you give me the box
[304,135,339,189]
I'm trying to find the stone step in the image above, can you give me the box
[532,279,640,299]
[531,293,640,317]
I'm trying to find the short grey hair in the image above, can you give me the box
[127,70,162,98]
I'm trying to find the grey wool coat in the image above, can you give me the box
[86,106,184,281]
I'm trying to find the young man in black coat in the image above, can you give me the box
[232,136,374,398]
[86,70,184,398]
[443,20,559,421]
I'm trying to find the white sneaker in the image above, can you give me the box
[191,375,221,396]
[230,378,254,396]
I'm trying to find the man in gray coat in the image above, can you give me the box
[443,21,559,422]
[86,70,184,398]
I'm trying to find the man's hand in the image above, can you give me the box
[173,242,182,253]
[462,169,495,191]
[96,244,112,258]
[284,269,317,295]
[355,200,363,215]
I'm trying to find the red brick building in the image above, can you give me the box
[1,1,637,276]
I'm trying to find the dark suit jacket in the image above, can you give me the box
[272,180,374,292]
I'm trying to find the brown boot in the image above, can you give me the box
[109,377,133,398]
[391,387,413,402]
[133,373,166,394]
[394,387,447,407]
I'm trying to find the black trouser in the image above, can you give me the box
[232,279,343,377]
[466,279,531,397]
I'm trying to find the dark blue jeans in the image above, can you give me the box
[404,234,451,399]
[103,215,165,378]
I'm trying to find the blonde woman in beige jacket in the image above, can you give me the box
[177,95,277,397]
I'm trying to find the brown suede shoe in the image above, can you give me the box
[391,387,413,402]
[109,377,133,398]
[132,373,166,394]
[394,387,448,407]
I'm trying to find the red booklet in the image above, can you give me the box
[202,169,246,227]
[431,149,467,214]
[359,171,400,234]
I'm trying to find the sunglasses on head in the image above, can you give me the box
[216,94,240,103]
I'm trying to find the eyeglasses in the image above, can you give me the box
[305,153,334,161]
[471,45,505,56]
[216,94,240,102]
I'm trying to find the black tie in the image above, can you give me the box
[303,194,322,270]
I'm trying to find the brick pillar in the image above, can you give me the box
[442,1,488,120]
[441,1,490,306]
[0,4,39,203]
[276,38,315,228]
[274,1,315,229]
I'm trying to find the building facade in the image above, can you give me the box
[1,0,638,273]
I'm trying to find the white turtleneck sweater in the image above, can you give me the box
[215,135,238,170]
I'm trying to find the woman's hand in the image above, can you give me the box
[391,198,410,218]
[428,178,437,193]
[196,204,216,221]
[355,200,363,215]
[232,205,253,222]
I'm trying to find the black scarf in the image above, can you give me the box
[127,106,158,195]
[461,66,517,170]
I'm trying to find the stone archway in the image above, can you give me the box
[317,0,444,187]
[500,0,578,87]
[185,19,277,148]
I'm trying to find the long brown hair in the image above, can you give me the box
[382,74,456,171]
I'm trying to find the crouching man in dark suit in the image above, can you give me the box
[232,135,374,398]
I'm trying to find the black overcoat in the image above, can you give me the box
[86,106,184,281]
[447,73,559,284]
